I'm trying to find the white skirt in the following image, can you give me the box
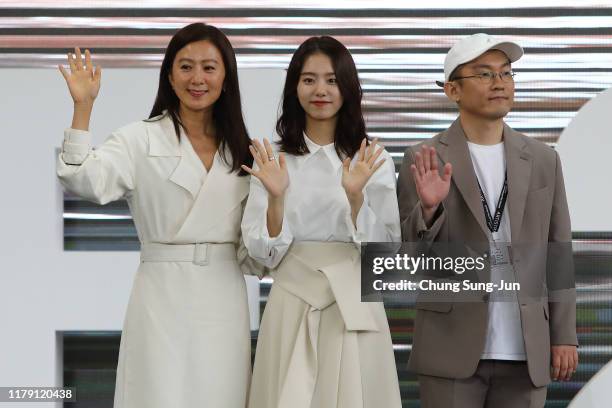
[113,256,251,408]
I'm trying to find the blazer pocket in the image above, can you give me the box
[415,301,453,313]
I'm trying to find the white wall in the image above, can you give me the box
[0,67,284,407]
[556,87,612,231]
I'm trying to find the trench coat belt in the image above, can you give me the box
[140,242,236,265]
[272,242,379,408]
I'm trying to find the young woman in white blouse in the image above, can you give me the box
[57,23,262,407]
[241,36,402,408]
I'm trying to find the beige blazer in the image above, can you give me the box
[396,118,578,387]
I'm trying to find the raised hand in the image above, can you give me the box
[241,138,289,199]
[58,47,101,105]
[341,138,385,199]
[410,145,452,214]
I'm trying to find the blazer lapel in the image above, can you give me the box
[503,124,532,244]
[147,114,204,198]
[437,119,490,238]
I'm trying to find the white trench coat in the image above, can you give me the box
[57,113,260,408]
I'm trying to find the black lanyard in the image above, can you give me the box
[476,173,508,233]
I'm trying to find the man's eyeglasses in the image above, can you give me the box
[451,71,516,84]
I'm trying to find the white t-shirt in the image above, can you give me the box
[467,141,527,361]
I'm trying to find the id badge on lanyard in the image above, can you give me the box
[478,173,511,266]
[490,232,511,266]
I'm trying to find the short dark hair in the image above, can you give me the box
[148,23,252,175]
[448,63,467,82]
[276,36,368,158]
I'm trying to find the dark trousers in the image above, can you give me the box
[418,360,547,408]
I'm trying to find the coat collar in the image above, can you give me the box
[437,118,532,243]
[145,113,203,198]
[147,113,181,157]
[144,112,249,234]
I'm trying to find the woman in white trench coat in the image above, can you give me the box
[241,36,402,408]
[56,23,262,408]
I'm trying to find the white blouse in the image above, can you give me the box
[241,134,401,269]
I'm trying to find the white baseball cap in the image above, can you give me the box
[435,33,523,87]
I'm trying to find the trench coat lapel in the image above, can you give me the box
[503,124,532,244]
[147,114,204,198]
[172,147,249,239]
[437,119,490,238]
[194,150,249,231]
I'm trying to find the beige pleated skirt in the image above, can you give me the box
[248,242,402,408]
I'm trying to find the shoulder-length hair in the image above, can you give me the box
[276,36,368,158]
[148,23,251,175]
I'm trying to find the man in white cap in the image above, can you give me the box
[397,33,578,407]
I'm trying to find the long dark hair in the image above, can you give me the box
[276,36,368,158]
[149,23,251,175]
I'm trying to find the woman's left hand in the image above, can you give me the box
[341,138,385,200]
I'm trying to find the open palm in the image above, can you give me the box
[241,138,289,198]
[58,47,101,104]
[342,138,385,197]
[410,145,452,210]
